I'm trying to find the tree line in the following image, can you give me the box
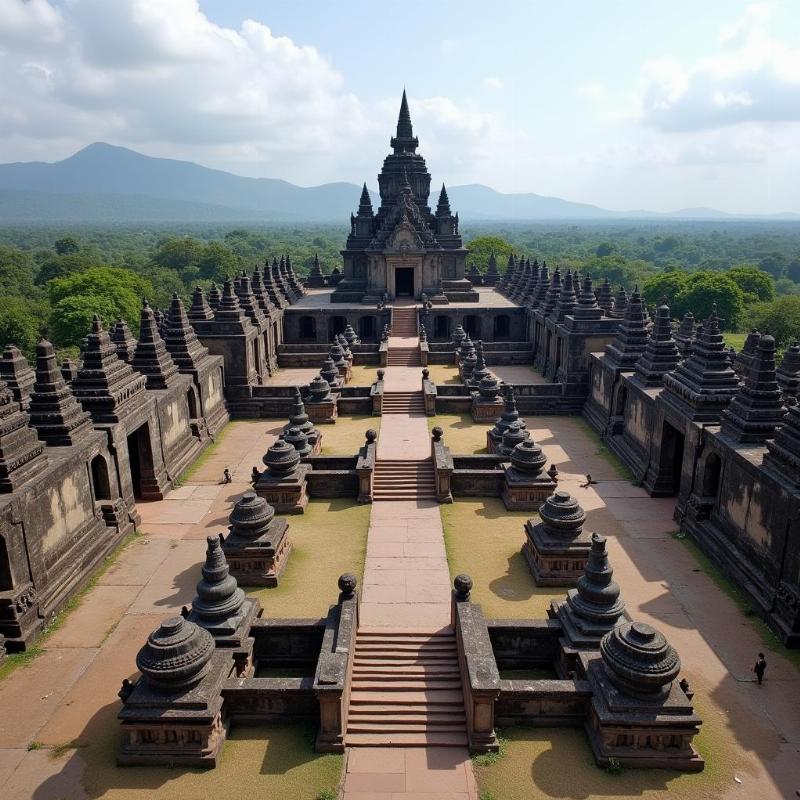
[0,222,798,359]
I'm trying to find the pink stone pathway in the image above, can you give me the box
[344,321,478,800]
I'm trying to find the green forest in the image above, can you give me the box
[1,220,800,360]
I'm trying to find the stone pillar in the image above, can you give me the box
[431,427,453,503]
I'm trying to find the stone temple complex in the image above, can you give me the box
[0,91,798,797]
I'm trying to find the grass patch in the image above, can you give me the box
[174,422,231,486]
[473,723,726,800]
[472,730,508,767]
[50,739,86,759]
[426,412,492,454]
[573,417,635,481]
[247,498,370,619]
[320,414,381,456]
[723,332,747,350]
[441,498,555,619]
[425,364,462,385]
[0,531,140,683]
[674,532,800,672]
[348,364,381,386]
[78,719,344,800]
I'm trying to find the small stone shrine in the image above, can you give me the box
[522,490,591,585]
[585,621,703,771]
[501,438,558,510]
[222,491,292,586]
[186,534,261,647]
[255,437,310,513]
[550,532,628,670]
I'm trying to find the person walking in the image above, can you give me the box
[753,652,767,685]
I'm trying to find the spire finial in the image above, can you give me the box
[391,88,418,154]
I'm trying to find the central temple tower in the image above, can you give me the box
[331,91,476,304]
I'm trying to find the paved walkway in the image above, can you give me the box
[343,324,478,799]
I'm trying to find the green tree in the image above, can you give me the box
[581,255,656,291]
[726,265,774,303]
[642,270,690,306]
[759,252,787,278]
[197,241,240,282]
[674,273,744,330]
[35,251,103,285]
[152,237,204,272]
[745,296,800,348]
[54,236,80,256]
[464,235,514,271]
[0,245,35,296]
[595,242,616,257]
[786,258,800,283]
[0,296,43,357]
[47,267,152,347]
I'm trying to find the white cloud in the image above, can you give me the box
[577,82,607,100]
[0,0,527,188]
[482,77,504,91]
[0,0,368,176]
[640,3,800,131]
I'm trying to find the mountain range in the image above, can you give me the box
[0,143,796,223]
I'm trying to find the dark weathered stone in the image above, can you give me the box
[777,341,800,405]
[282,425,312,458]
[633,303,680,386]
[188,286,215,322]
[28,339,94,447]
[0,345,35,408]
[555,270,578,321]
[0,378,47,492]
[733,328,761,377]
[603,288,650,370]
[674,311,696,356]
[132,300,181,390]
[72,316,148,424]
[523,490,591,585]
[487,384,526,452]
[585,621,703,771]
[283,386,321,453]
[305,253,326,288]
[661,306,741,423]
[501,437,557,511]
[551,532,627,652]
[721,333,785,443]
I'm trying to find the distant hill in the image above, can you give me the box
[0,142,796,223]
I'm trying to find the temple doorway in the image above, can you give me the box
[127,423,154,501]
[658,422,685,495]
[395,268,414,297]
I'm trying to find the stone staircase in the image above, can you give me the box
[346,629,468,747]
[381,390,426,414]
[372,459,437,501]
[391,306,418,337]
[386,347,422,366]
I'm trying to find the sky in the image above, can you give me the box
[0,0,798,213]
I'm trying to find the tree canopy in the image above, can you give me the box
[465,235,514,271]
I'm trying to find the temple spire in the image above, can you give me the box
[357,182,373,216]
[390,89,419,154]
[436,183,451,216]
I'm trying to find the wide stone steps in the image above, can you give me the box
[386,348,422,366]
[381,391,426,413]
[346,629,467,747]
[372,460,436,501]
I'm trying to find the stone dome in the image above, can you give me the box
[510,438,547,475]
[600,621,680,696]
[229,491,275,539]
[136,616,214,690]
[539,490,586,538]
[263,437,300,475]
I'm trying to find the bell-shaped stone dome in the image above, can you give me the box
[136,616,214,690]
[600,621,680,697]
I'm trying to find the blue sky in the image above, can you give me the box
[0,0,798,213]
